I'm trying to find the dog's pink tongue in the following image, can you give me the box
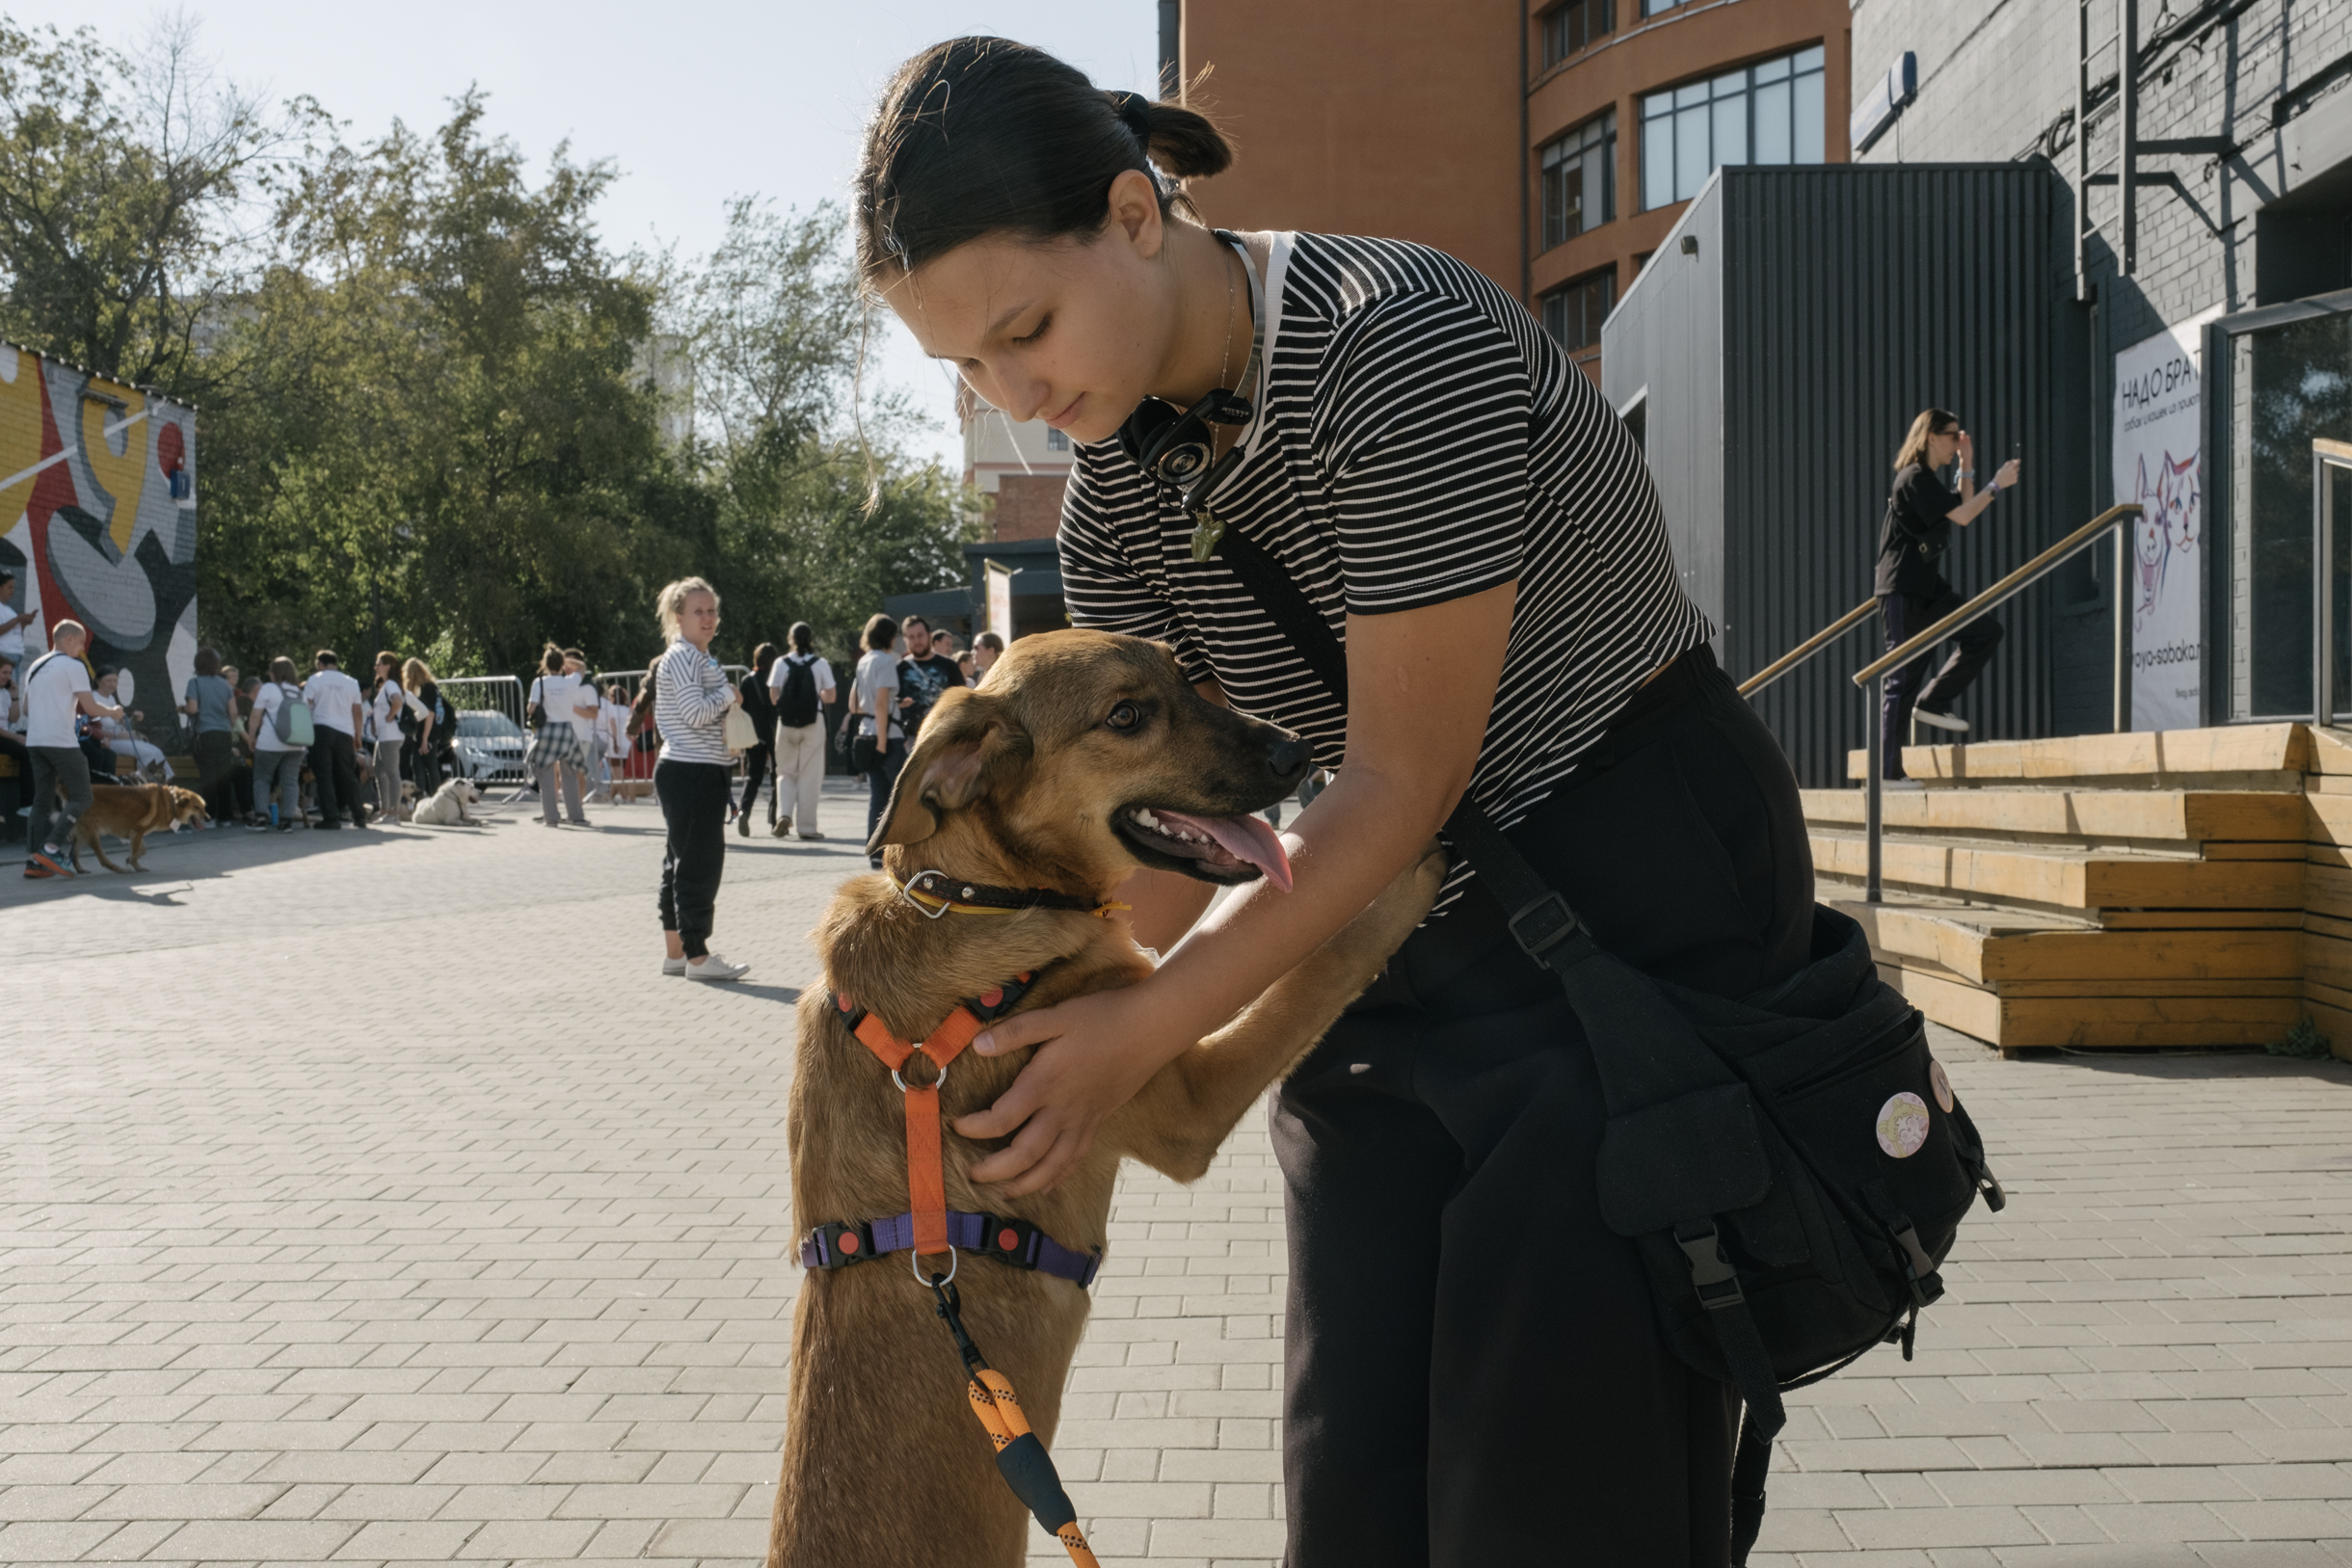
[1157,810,1295,892]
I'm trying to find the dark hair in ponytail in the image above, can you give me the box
[855,37,1233,284]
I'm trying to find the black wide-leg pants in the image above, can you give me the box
[1876,586,2004,778]
[1272,646,1816,1568]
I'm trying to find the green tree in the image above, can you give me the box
[202,94,709,677]
[681,198,977,668]
[0,14,320,390]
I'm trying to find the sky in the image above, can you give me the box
[6,0,1162,471]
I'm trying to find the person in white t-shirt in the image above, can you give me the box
[0,568,35,666]
[525,644,600,826]
[596,682,632,799]
[364,652,410,822]
[561,649,602,810]
[21,619,122,879]
[244,655,310,832]
[765,622,837,841]
[301,650,369,829]
[90,670,173,780]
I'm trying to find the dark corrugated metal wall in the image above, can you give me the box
[1706,164,2083,785]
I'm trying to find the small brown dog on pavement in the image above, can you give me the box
[767,629,1443,1568]
[67,784,210,872]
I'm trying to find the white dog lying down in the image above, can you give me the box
[410,777,483,826]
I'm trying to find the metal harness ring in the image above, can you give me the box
[914,1245,958,1286]
[892,1059,949,1094]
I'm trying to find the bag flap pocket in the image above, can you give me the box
[1596,1083,1773,1236]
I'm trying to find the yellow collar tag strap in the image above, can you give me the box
[892,869,1129,921]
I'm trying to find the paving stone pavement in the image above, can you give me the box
[5,786,2352,1567]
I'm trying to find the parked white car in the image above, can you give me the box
[450,711,527,784]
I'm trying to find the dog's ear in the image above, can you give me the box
[869,688,1031,853]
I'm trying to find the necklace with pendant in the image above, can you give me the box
[1189,247,1243,564]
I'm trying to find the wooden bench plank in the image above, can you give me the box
[1804,787,2305,843]
[1880,964,2299,1048]
[1845,723,2308,784]
[1813,831,2303,910]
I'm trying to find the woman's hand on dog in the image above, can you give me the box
[957,988,1189,1195]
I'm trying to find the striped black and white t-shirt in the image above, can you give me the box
[1059,231,1710,917]
[654,638,735,766]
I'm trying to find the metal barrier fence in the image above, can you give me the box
[435,676,529,785]
[589,664,756,792]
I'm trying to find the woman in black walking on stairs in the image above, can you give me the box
[853,39,1819,1566]
[1874,409,2023,781]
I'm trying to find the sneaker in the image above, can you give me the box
[685,953,749,982]
[29,848,69,878]
[770,817,790,838]
[1912,707,1969,733]
[798,831,825,841]
[660,956,687,976]
[248,820,272,833]
[22,862,52,879]
[736,812,751,837]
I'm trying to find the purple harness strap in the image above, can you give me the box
[799,1209,1103,1289]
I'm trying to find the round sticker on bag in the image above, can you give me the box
[1929,1059,1955,1113]
[1876,1092,1931,1158]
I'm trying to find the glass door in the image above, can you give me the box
[2222,299,2352,720]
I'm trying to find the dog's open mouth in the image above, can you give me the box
[1118,807,1294,891]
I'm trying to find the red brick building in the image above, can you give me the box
[1176,0,1851,380]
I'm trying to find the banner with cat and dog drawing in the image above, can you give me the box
[2113,307,2220,733]
[0,343,197,724]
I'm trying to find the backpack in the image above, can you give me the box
[775,654,820,727]
[431,689,457,749]
[272,684,315,747]
[1213,521,2003,1566]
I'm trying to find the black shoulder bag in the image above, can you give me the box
[1212,527,2006,1565]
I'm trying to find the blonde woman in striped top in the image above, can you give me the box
[651,577,748,981]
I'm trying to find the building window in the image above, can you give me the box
[1541,268,1617,354]
[1640,0,1685,14]
[1540,0,1613,68]
[1641,44,1825,211]
[1044,427,1070,452]
[1540,112,1616,250]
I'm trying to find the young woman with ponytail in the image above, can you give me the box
[852,38,1814,1564]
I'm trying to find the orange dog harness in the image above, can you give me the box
[822,972,1105,1564]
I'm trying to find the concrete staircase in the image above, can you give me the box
[1809,722,2352,1057]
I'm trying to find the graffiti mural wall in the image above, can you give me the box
[0,343,197,730]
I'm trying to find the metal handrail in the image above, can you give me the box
[1849,500,2143,903]
[1736,597,1879,698]
[1854,504,2142,686]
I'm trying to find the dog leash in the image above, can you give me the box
[891,867,1131,921]
[928,1271,1102,1567]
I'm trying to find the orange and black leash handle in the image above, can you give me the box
[927,1271,1101,1568]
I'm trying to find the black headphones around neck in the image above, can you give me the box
[1115,230,1263,531]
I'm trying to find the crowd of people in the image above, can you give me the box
[3,621,474,878]
[2,552,1007,896]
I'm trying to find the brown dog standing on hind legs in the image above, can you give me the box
[768,629,1442,1568]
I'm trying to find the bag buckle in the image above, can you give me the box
[1673,1219,1745,1309]
[977,1214,1038,1268]
[1507,890,1586,967]
[810,1220,875,1269]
